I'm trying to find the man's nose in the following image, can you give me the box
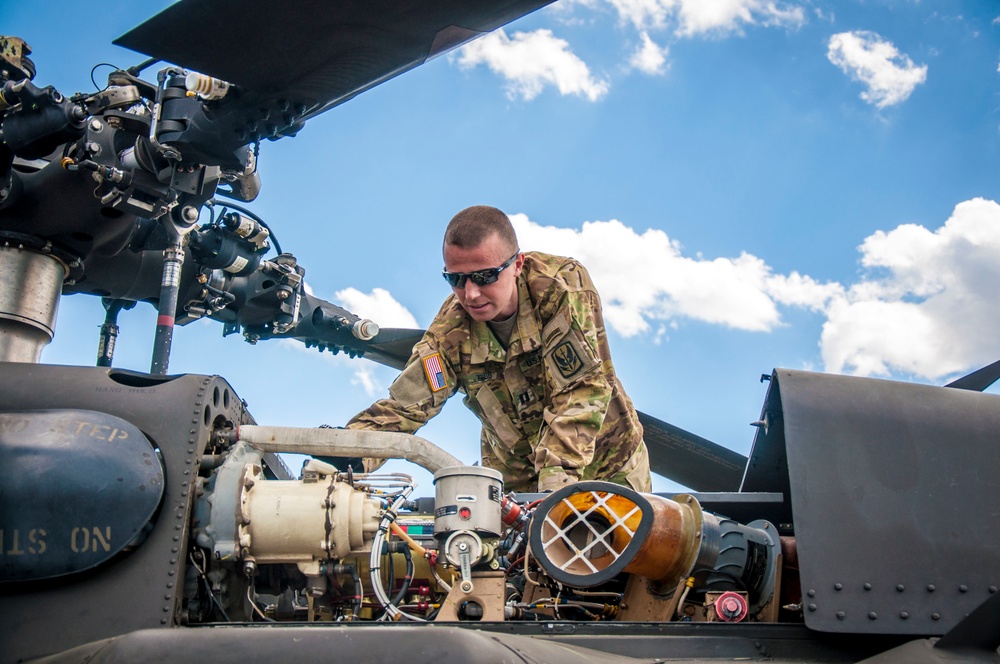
[462,280,482,299]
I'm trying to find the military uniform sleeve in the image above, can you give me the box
[345,338,458,472]
[534,288,614,491]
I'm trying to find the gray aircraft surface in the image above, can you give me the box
[0,2,998,662]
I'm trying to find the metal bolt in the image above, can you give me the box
[807,604,817,612]
[990,586,997,594]
[927,584,936,592]
[959,585,968,593]
[868,612,877,620]
[181,205,200,224]
[834,583,842,591]
[863,583,872,591]
[807,589,815,597]
[89,119,103,132]
[896,584,905,592]
[276,289,289,300]
[85,141,101,154]
[900,612,909,620]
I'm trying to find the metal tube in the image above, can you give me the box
[0,244,66,363]
[236,425,462,473]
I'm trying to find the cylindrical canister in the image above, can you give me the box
[433,466,503,537]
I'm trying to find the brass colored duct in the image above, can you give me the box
[528,481,779,612]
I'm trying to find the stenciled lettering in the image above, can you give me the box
[71,526,112,553]
[0,528,46,555]
[0,416,29,433]
[49,420,129,441]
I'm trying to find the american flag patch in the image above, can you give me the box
[422,353,448,392]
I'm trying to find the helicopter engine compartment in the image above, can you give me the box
[182,438,789,626]
[2,362,999,664]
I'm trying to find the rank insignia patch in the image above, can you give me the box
[422,353,448,392]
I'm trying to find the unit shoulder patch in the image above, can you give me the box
[541,310,599,391]
[552,340,583,379]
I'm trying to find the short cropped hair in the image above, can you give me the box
[443,205,518,254]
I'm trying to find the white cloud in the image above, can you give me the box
[629,32,670,74]
[820,198,1000,380]
[827,31,928,108]
[674,0,806,36]
[606,0,805,36]
[335,287,420,329]
[454,29,609,101]
[511,199,1000,383]
[509,214,837,336]
[326,287,420,397]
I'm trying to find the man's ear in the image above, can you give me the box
[512,251,525,277]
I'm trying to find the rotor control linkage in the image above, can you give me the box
[96,298,136,367]
[150,238,185,374]
[312,307,379,341]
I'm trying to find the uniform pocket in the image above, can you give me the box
[475,386,522,449]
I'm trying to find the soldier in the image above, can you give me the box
[346,205,651,493]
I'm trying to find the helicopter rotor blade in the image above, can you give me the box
[637,410,747,491]
[944,359,1000,392]
[357,328,424,370]
[114,0,553,141]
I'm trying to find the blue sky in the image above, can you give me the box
[9,1,1000,491]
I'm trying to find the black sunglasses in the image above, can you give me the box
[442,250,520,289]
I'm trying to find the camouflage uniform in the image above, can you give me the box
[347,252,651,493]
